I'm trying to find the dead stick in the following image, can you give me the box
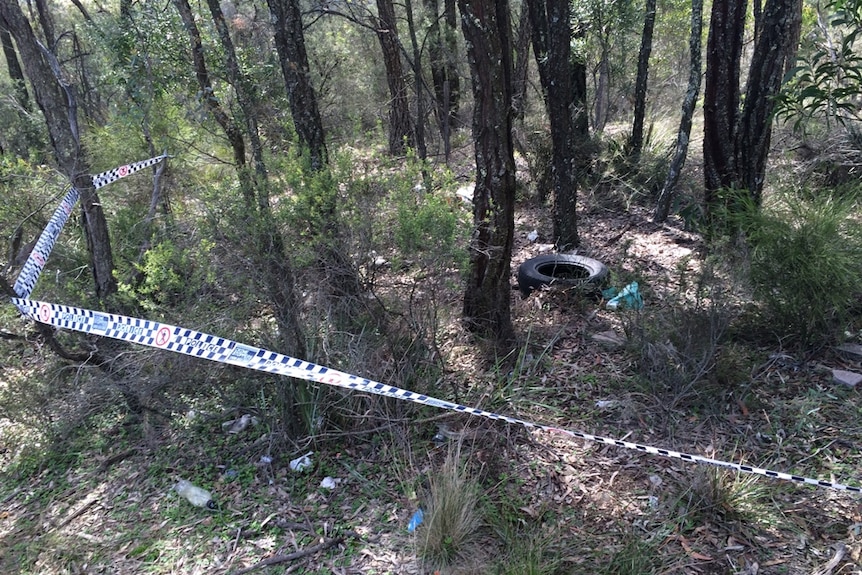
[229,536,344,575]
[811,543,846,575]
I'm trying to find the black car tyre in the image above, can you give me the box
[517,254,609,297]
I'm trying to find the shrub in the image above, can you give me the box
[735,189,862,345]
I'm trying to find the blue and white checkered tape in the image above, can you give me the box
[11,154,167,299]
[91,154,168,189]
[8,152,862,495]
[12,187,79,299]
[10,296,862,494]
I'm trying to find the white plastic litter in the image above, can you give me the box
[320,476,339,490]
[289,452,314,472]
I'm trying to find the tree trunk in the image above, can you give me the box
[267,0,328,172]
[404,0,427,161]
[0,2,117,301]
[528,0,580,249]
[511,2,531,122]
[459,0,516,344]
[629,0,657,160]
[0,24,29,112]
[175,0,306,357]
[654,0,703,222]
[425,0,460,155]
[594,41,611,132]
[374,0,414,155]
[736,0,803,203]
[702,0,747,211]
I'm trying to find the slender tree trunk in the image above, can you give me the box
[511,2,531,122]
[175,0,306,357]
[654,0,703,222]
[268,0,359,303]
[459,0,516,344]
[375,0,414,155]
[173,0,251,203]
[703,0,747,211]
[404,0,427,161]
[0,2,117,301]
[594,39,611,132]
[629,0,657,160]
[267,0,328,172]
[528,0,580,249]
[736,0,803,203]
[0,25,29,111]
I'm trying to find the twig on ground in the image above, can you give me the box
[229,533,359,575]
[811,543,846,575]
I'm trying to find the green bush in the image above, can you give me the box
[736,189,862,344]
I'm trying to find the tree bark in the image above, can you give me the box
[629,0,657,160]
[374,0,414,155]
[702,0,747,210]
[528,0,580,249]
[459,0,516,344]
[654,0,703,222]
[736,0,803,203]
[0,2,117,300]
[703,0,802,217]
[267,0,328,172]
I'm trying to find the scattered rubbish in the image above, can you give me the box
[289,452,314,472]
[407,508,424,532]
[223,469,238,480]
[527,230,539,242]
[260,455,273,465]
[833,369,862,387]
[595,400,620,409]
[606,282,643,310]
[221,413,259,434]
[174,479,216,509]
[455,184,474,204]
[320,476,340,490]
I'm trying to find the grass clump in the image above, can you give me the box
[416,445,482,571]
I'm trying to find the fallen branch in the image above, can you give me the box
[811,543,846,575]
[229,535,345,575]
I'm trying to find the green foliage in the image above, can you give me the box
[118,239,216,310]
[732,189,862,345]
[775,0,862,130]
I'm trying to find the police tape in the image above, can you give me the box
[11,296,861,494]
[11,154,168,299]
[13,187,79,299]
[91,153,168,190]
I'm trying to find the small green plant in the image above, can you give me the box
[416,444,482,570]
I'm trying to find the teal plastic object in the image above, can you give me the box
[606,282,643,310]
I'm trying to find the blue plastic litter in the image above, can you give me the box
[606,281,643,310]
[408,508,424,532]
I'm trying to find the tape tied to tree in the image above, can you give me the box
[10,154,168,299]
[8,154,862,494]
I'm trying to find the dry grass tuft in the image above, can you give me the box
[416,443,483,571]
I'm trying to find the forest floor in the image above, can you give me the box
[2,157,862,575]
